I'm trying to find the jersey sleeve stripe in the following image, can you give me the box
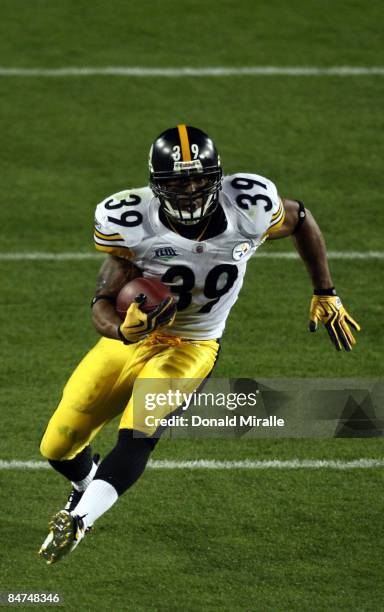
[94,238,127,251]
[271,199,284,221]
[177,124,192,161]
[94,243,134,259]
[266,207,286,234]
[269,207,285,228]
[94,229,124,240]
[94,230,125,242]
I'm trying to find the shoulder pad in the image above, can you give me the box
[94,187,153,258]
[222,173,284,238]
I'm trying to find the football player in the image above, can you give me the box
[39,125,360,564]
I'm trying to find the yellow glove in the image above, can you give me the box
[118,294,176,344]
[309,293,361,351]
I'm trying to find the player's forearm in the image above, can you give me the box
[91,255,143,340]
[292,209,334,291]
[91,301,121,340]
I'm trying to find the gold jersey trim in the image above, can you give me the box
[94,229,124,242]
[266,199,286,235]
[94,243,135,259]
[271,198,284,221]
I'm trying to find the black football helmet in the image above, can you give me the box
[149,125,223,225]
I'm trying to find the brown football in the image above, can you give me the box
[116,277,173,319]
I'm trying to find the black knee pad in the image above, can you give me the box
[94,429,154,496]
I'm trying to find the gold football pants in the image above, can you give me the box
[40,333,219,460]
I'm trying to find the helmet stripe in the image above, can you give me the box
[177,124,191,161]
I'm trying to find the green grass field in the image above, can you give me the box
[1,1,383,610]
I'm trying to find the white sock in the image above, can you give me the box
[72,460,98,492]
[72,479,119,530]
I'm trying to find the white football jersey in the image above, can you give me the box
[94,173,285,339]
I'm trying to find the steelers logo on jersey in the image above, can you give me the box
[232,241,252,261]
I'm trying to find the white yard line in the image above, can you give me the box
[0,66,383,77]
[0,252,100,261]
[0,251,383,261]
[257,251,384,260]
[1,459,383,470]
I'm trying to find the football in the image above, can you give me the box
[116,277,173,318]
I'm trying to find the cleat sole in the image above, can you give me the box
[38,511,77,565]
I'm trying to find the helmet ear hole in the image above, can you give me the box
[149,125,222,225]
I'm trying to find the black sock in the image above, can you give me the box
[94,429,153,496]
[49,445,92,482]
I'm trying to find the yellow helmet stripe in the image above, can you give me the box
[177,124,191,161]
